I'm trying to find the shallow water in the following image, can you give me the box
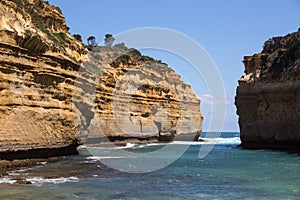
[0,132,300,199]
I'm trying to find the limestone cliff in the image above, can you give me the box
[0,0,90,159]
[235,29,300,149]
[0,0,203,158]
[84,46,203,143]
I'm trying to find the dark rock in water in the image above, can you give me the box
[0,158,56,178]
[235,28,300,150]
[0,142,79,160]
[12,177,32,185]
[193,132,201,141]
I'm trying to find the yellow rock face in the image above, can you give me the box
[0,0,87,155]
[0,0,203,157]
[83,47,203,141]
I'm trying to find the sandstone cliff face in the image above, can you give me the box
[0,0,203,158]
[84,46,203,142]
[235,29,300,149]
[0,0,90,159]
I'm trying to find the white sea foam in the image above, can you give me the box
[37,161,47,165]
[78,143,136,151]
[0,177,16,184]
[199,137,241,145]
[81,159,99,164]
[78,137,241,157]
[0,176,79,186]
[88,156,126,160]
[123,143,135,148]
[134,137,241,147]
[26,176,79,186]
[171,137,241,145]
[8,172,22,176]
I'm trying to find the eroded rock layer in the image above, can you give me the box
[235,29,300,149]
[0,0,90,159]
[85,47,203,142]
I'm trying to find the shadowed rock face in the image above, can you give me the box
[0,0,203,158]
[235,29,300,150]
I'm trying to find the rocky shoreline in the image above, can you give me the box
[0,141,79,160]
[0,158,56,178]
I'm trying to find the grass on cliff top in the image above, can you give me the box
[90,45,167,67]
[84,44,171,78]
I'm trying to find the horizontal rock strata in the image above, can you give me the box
[85,47,203,143]
[0,0,90,159]
[0,0,203,158]
[235,29,300,150]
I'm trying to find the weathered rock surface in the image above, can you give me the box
[0,0,203,158]
[0,0,90,159]
[84,46,203,143]
[235,29,300,149]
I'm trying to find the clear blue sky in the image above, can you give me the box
[49,0,300,132]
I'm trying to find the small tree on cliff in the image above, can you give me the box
[73,34,82,42]
[87,36,98,47]
[104,34,115,47]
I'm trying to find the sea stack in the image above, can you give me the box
[235,29,300,150]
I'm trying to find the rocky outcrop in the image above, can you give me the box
[0,0,203,158]
[235,29,300,149]
[0,0,90,159]
[84,46,203,143]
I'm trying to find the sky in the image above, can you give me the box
[48,0,300,132]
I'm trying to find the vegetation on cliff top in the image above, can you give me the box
[261,28,300,79]
[10,0,75,56]
[93,45,167,67]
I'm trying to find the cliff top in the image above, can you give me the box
[86,44,193,91]
[241,28,300,82]
[0,0,87,63]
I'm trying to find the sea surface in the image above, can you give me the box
[1,132,300,199]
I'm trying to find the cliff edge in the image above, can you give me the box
[235,29,300,149]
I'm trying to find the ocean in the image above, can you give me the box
[0,132,300,199]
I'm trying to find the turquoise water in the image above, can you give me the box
[1,132,300,199]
